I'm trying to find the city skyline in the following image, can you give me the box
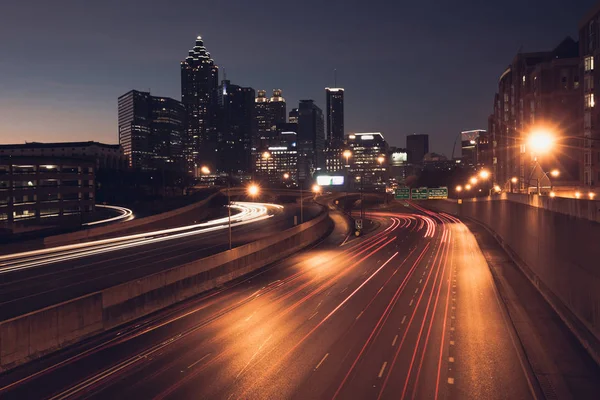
[0,0,596,155]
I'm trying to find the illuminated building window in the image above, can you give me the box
[585,56,594,71]
[585,93,595,108]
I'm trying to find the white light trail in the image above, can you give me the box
[83,205,134,226]
[0,202,283,274]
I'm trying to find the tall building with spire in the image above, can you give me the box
[181,35,219,175]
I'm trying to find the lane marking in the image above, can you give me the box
[315,353,329,370]
[450,341,455,345]
[401,315,406,324]
[414,288,419,294]
[356,311,364,320]
[187,353,212,369]
[448,377,454,384]
[309,311,319,320]
[419,279,422,284]
[392,335,398,347]
[409,299,414,306]
[378,362,388,378]
[449,357,455,363]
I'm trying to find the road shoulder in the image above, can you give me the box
[463,219,600,399]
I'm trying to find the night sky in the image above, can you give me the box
[1,0,596,155]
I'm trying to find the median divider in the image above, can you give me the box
[0,208,332,372]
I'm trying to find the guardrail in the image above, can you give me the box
[0,207,332,372]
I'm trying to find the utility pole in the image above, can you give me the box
[227,173,232,250]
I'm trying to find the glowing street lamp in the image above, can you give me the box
[455,185,463,192]
[575,191,582,199]
[550,169,560,178]
[312,184,321,194]
[479,170,490,180]
[465,184,472,190]
[343,150,352,164]
[527,130,555,155]
[247,183,260,197]
[200,165,211,175]
[590,192,596,200]
[549,191,556,198]
[283,172,290,180]
[511,177,518,184]
[469,177,478,185]
[494,185,501,193]
[262,151,271,159]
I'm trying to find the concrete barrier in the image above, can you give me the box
[422,196,600,365]
[0,209,331,372]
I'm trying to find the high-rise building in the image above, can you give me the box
[288,108,299,124]
[217,80,255,173]
[254,127,298,187]
[298,100,325,181]
[325,88,344,144]
[580,5,600,187]
[406,134,429,164]
[118,90,185,171]
[181,36,219,174]
[267,89,287,129]
[460,129,491,168]
[347,132,389,192]
[490,37,581,190]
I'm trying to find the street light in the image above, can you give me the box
[377,155,386,203]
[479,169,490,180]
[200,165,211,175]
[589,192,596,200]
[527,130,555,155]
[247,183,260,197]
[549,191,556,198]
[494,185,501,192]
[465,184,472,190]
[575,191,582,199]
[455,185,463,192]
[550,169,560,178]
[469,177,478,185]
[312,184,321,194]
[343,150,352,165]
[283,172,290,180]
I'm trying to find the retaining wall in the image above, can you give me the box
[423,196,600,364]
[0,210,331,372]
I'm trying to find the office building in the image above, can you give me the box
[298,100,325,181]
[406,134,429,164]
[0,141,125,170]
[254,128,298,187]
[489,37,581,190]
[267,89,287,129]
[0,157,95,232]
[461,129,492,168]
[325,88,344,144]
[181,36,219,174]
[288,108,299,124]
[347,132,389,192]
[217,80,255,173]
[325,145,345,173]
[118,90,186,171]
[580,5,600,187]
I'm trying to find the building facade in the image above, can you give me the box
[489,37,582,190]
[406,134,429,164]
[254,129,298,187]
[118,90,185,171]
[181,36,219,174]
[347,132,389,192]
[0,142,125,170]
[298,100,325,182]
[267,89,287,129]
[325,87,344,144]
[461,129,491,169]
[288,108,299,124]
[0,157,95,230]
[580,5,600,187]
[217,80,255,174]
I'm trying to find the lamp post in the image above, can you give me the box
[526,130,556,194]
[377,155,386,204]
[510,176,518,193]
[228,183,260,250]
[343,150,352,214]
[536,169,560,195]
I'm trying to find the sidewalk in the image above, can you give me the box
[463,219,600,399]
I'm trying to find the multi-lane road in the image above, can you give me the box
[0,201,319,319]
[0,201,562,399]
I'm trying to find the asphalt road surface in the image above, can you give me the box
[0,202,594,399]
[0,202,320,320]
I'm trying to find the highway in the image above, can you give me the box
[0,201,320,320]
[0,201,560,399]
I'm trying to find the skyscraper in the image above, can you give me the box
[118,90,185,171]
[181,36,219,174]
[325,87,344,143]
[298,100,325,181]
[217,80,255,173]
[406,134,429,164]
[267,89,286,129]
[288,108,299,124]
[254,90,270,140]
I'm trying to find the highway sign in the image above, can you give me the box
[427,187,448,199]
[395,187,410,199]
[410,188,429,200]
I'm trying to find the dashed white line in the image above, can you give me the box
[356,311,364,320]
[187,353,211,369]
[414,288,419,294]
[392,334,398,346]
[450,340,455,345]
[315,353,329,370]
[401,315,407,324]
[449,357,455,362]
[409,299,414,306]
[419,279,422,284]
[308,311,319,320]
[448,377,455,384]
[378,361,388,378]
